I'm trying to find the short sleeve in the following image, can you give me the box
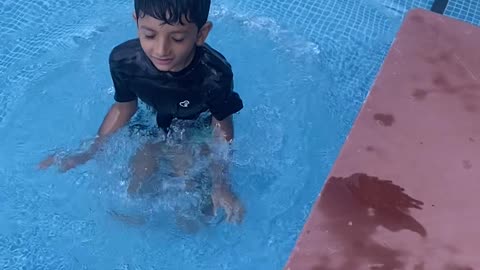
[206,72,243,121]
[109,51,137,103]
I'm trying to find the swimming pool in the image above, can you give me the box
[1,0,479,269]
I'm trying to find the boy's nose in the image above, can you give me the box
[153,39,170,57]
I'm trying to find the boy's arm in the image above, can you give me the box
[210,115,244,223]
[210,115,233,188]
[212,114,234,142]
[39,100,138,171]
[86,100,138,156]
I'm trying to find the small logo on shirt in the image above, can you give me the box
[179,100,190,108]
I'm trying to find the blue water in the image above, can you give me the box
[0,2,363,269]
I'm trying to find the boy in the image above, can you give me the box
[39,0,244,224]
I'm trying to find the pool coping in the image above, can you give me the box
[284,8,480,270]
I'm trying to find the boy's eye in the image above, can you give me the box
[144,34,155,39]
[172,37,185,42]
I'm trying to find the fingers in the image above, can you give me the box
[212,196,219,216]
[236,204,245,223]
[38,154,76,172]
[225,203,241,224]
[232,206,245,224]
[108,210,146,226]
[214,199,236,224]
[223,201,244,224]
[225,205,234,223]
[38,155,55,169]
[59,159,76,172]
[211,192,245,224]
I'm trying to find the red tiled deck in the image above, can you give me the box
[285,9,480,270]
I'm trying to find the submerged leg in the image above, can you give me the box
[127,142,164,195]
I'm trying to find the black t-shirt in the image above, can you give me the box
[109,39,243,129]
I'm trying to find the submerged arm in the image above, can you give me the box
[210,115,234,188]
[210,115,244,223]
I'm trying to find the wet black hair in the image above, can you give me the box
[134,0,211,29]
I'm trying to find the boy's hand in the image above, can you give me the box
[39,101,138,173]
[38,152,92,172]
[211,187,244,224]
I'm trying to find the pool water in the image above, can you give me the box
[0,2,364,270]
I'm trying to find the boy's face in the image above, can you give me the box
[135,13,212,72]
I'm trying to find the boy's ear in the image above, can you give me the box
[132,11,137,21]
[196,21,213,46]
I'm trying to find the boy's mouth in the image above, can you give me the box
[152,57,173,66]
